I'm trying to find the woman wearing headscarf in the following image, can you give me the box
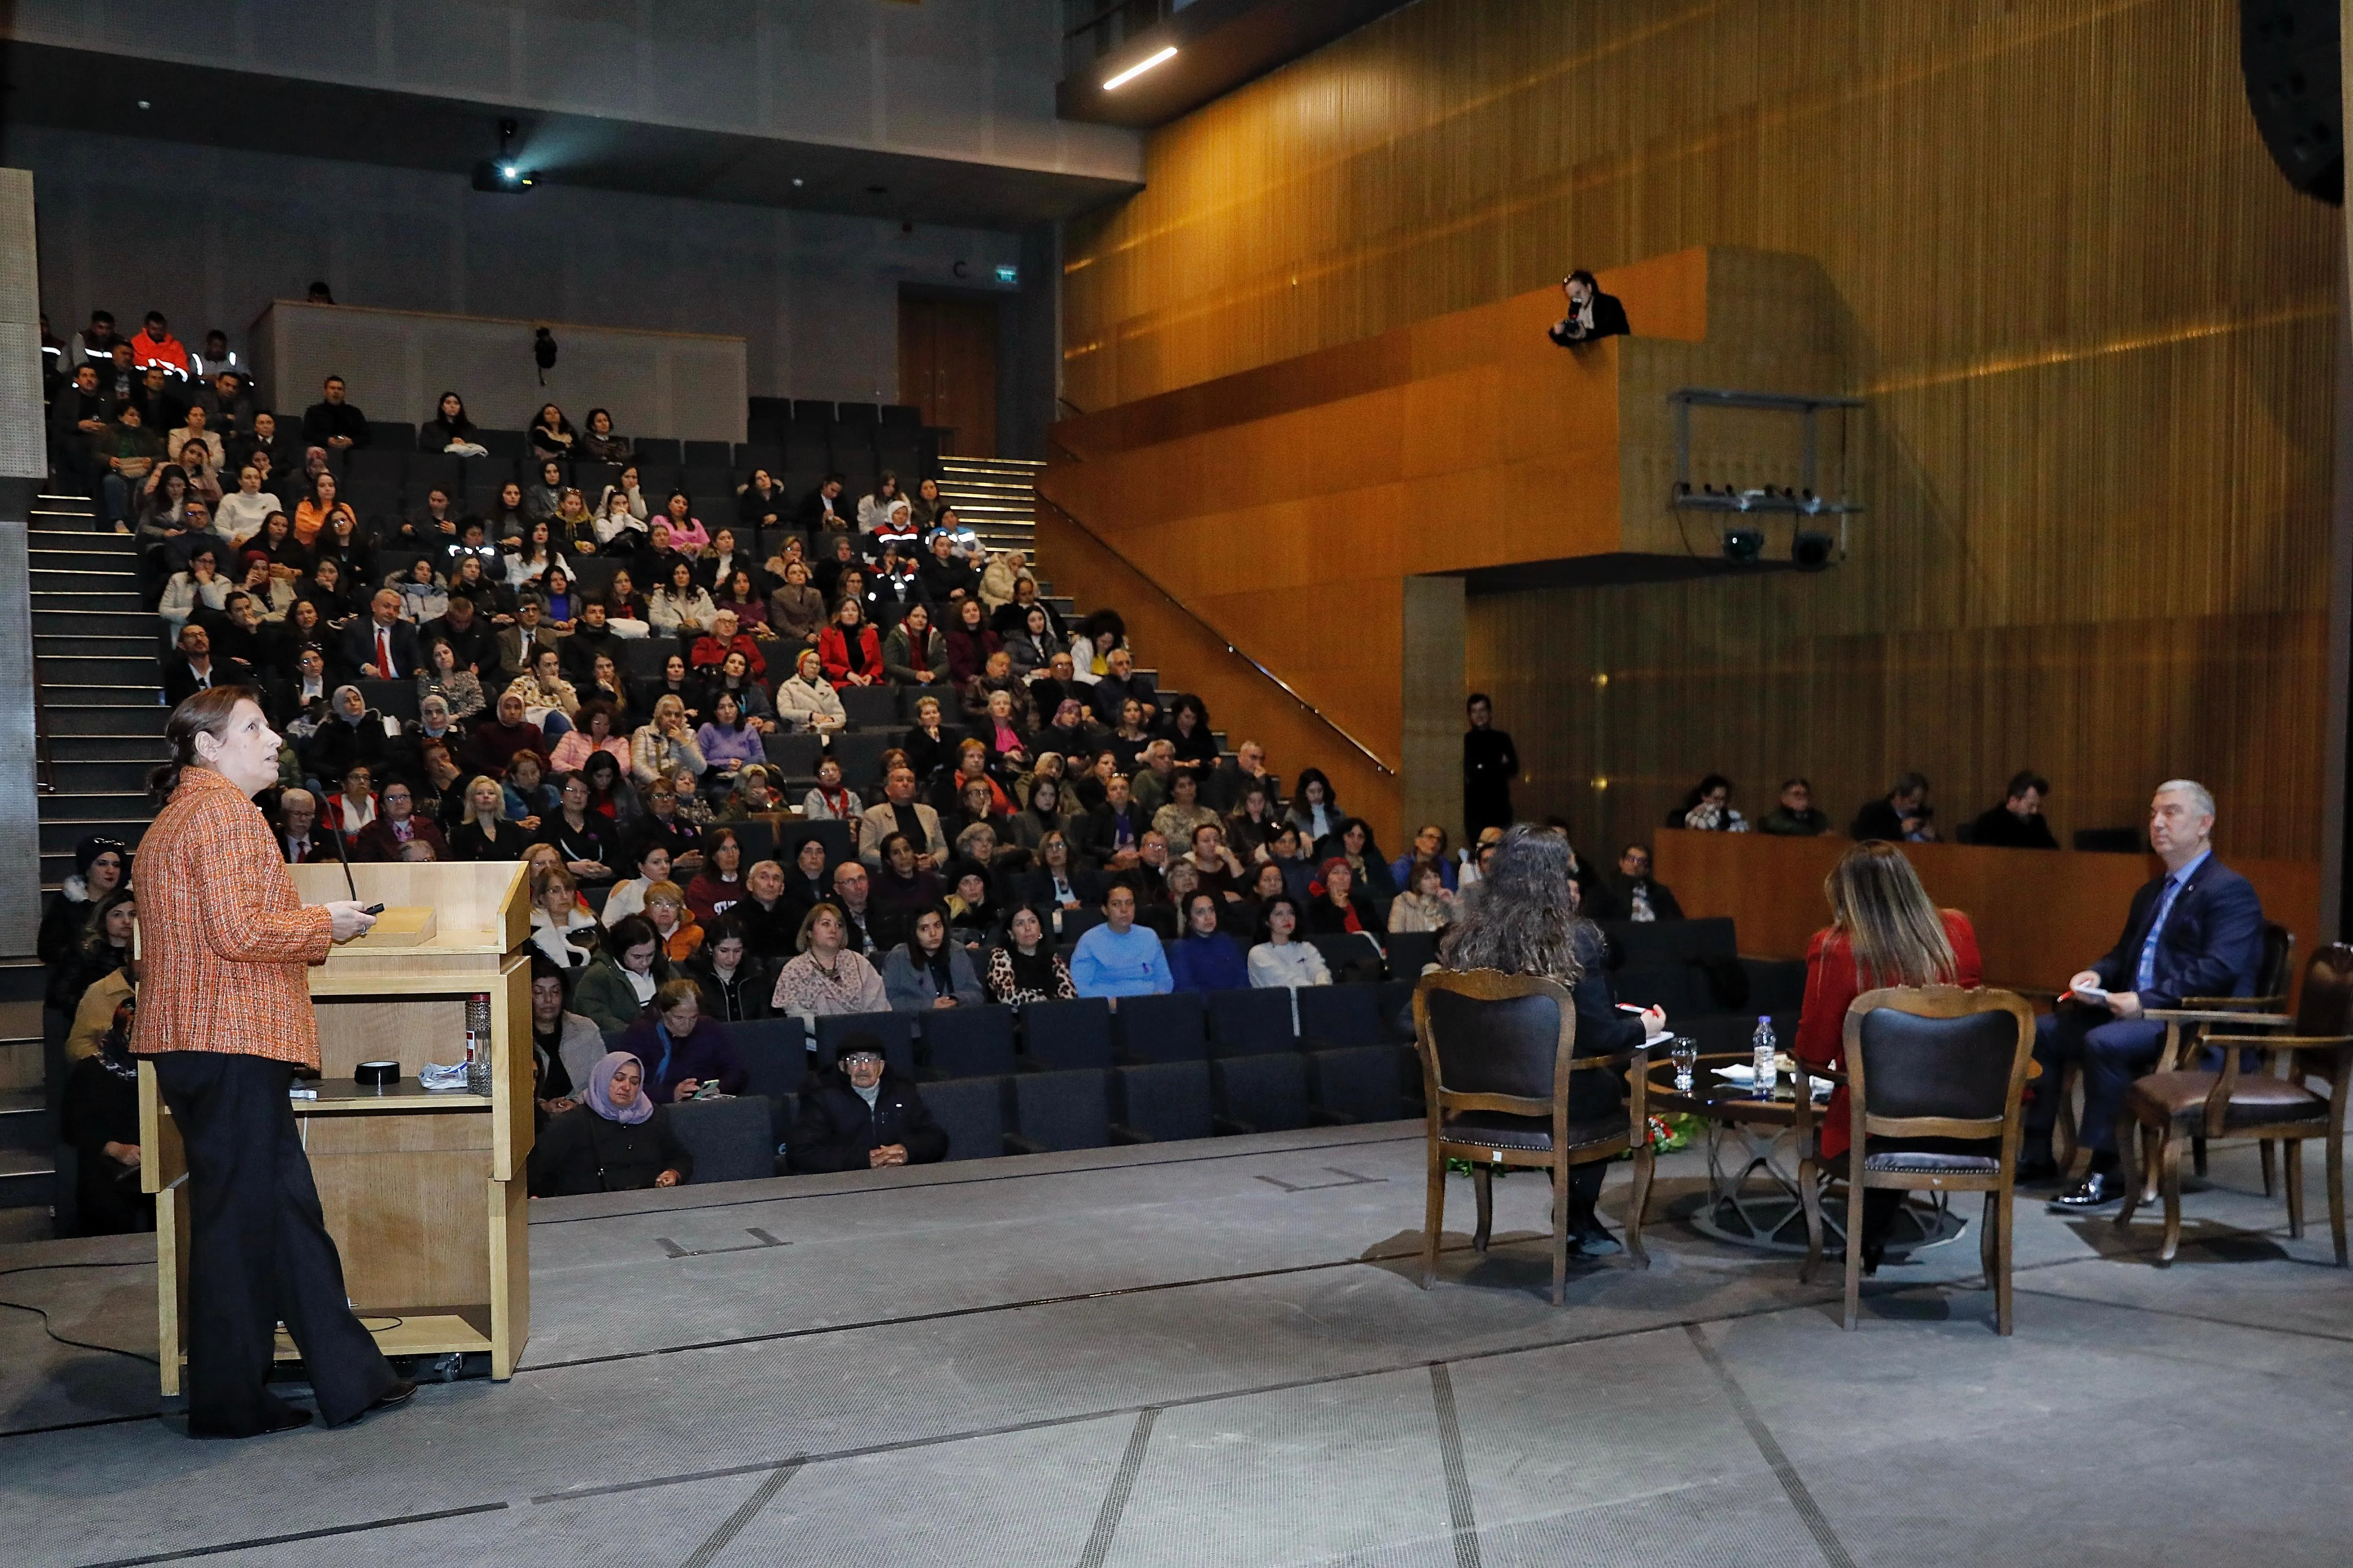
[528,1051,694,1196]
[1440,826,1667,1256]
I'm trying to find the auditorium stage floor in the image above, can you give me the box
[5,1125,2352,1567]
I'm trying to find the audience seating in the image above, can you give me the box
[763,732,825,776]
[924,1005,1018,1079]
[1021,997,1115,1070]
[357,679,420,722]
[1008,1069,1112,1153]
[838,687,902,730]
[1114,991,1208,1063]
[730,1017,811,1148]
[1210,1053,1310,1134]
[668,1094,779,1183]
[1207,988,1295,1055]
[1298,985,1381,1054]
[1307,1045,1404,1124]
[1112,1060,1216,1143]
[923,1075,1011,1162]
[826,730,893,789]
[1384,930,1440,979]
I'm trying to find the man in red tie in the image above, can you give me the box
[338,589,419,681]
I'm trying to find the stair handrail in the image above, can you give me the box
[30,648,55,795]
[1031,490,1394,777]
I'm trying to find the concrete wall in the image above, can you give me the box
[14,125,1026,415]
[3,0,1139,187]
[0,171,45,958]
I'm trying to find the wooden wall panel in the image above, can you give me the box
[1059,0,2339,865]
[1652,830,2321,1002]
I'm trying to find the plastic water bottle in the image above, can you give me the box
[1751,1016,1778,1100]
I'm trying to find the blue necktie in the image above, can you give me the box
[2136,876,2184,994]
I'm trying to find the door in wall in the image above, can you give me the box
[899,295,998,458]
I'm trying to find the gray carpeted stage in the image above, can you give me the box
[4,1124,2351,1567]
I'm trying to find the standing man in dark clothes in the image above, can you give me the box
[1463,693,1518,840]
[787,1034,948,1172]
[1969,771,2060,849]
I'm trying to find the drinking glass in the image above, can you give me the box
[1670,1036,1699,1093]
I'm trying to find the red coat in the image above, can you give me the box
[818,623,882,685]
[689,630,766,680]
[1793,909,1982,1159]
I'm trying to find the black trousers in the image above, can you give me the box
[150,1051,396,1434]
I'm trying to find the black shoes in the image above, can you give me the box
[360,1379,418,1421]
[2049,1170,2127,1212]
[2014,1155,2061,1184]
[190,1405,313,1439]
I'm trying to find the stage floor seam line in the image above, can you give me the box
[1074,1408,1157,1568]
[679,1457,802,1568]
[1683,1322,1859,1568]
[527,1132,1428,1225]
[72,1501,512,1568]
[1428,1364,1484,1568]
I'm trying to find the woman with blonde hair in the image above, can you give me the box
[641,881,705,962]
[1790,840,1982,1273]
[630,692,706,787]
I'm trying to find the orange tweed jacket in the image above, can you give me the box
[131,765,335,1068]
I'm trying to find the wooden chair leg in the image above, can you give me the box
[1995,1185,2016,1336]
[1978,1188,1997,1281]
[2159,1130,2186,1265]
[1797,1158,1824,1284]
[2327,1131,2347,1267]
[1550,1160,1568,1307]
[2261,1139,2277,1198]
[1626,1146,1654,1271]
[2054,1065,2081,1174]
[1472,1164,1494,1252]
[1842,1182,1864,1329]
[2115,1117,2147,1228]
[1421,1144,1445,1289]
[2284,1138,2306,1239]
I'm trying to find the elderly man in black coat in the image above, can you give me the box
[787,1034,948,1172]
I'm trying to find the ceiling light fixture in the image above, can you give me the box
[1103,46,1177,91]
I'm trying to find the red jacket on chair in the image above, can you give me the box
[817,623,882,685]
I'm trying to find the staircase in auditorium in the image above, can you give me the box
[0,488,172,1227]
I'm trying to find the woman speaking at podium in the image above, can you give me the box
[134,687,415,1437]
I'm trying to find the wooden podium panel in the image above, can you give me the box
[142,862,534,1391]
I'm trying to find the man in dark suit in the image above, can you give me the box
[301,375,369,450]
[2027,780,2264,1209]
[339,589,421,681]
[496,596,551,683]
[161,623,250,707]
[1584,843,1683,922]
[272,788,343,864]
[1851,772,1934,842]
[1548,270,1630,345]
[1969,770,2061,849]
[421,592,497,676]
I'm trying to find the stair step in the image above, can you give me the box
[48,734,174,761]
[47,759,165,792]
[35,611,157,638]
[37,634,156,655]
[0,1148,56,1211]
[28,533,137,552]
[34,589,147,610]
[42,682,163,704]
[43,704,168,735]
[0,1093,46,1154]
[40,801,156,834]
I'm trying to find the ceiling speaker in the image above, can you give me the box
[2241,0,2342,204]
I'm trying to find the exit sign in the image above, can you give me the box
[995,264,1019,284]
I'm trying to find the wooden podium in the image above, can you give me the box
[139,861,534,1390]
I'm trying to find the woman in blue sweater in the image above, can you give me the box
[1167,891,1249,993]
